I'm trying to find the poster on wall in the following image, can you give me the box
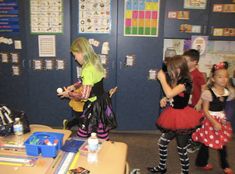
[0,0,19,33]
[184,0,207,9]
[124,0,160,37]
[38,35,56,57]
[200,41,235,77]
[163,39,188,59]
[78,0,111,34]
[191,35,208,55]
[30,0,63,34]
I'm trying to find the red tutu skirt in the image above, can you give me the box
[156,106,204,134]
[192,117,232,149]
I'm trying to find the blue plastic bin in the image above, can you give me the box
[24,132,64,158]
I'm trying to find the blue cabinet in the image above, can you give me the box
[0,1,29,112]
[69,0,166,130]
[1,0,233,130]
[164,0,235,40]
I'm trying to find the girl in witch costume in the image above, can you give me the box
[147,55,203,174]
[192,62,233,174]
[58,37,117,140]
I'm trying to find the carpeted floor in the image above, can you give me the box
[109,131,235,174]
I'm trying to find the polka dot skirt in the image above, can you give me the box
[192,116,233,149]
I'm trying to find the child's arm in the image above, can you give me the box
[157,70,186,98]
[194,84,207,111]
[203,98,222,131]
[68,85,92,101]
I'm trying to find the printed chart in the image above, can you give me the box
[124,0,160,37]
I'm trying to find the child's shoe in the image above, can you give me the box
[147,166,167,173]
[198,163,213,171]
[187,140,201,153]
[63,119,68,129]
[224,168,233,174]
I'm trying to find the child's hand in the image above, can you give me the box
[157,69,166,81]
[66,85,75,92]
[57,87,70,98]
[160,97,167,108]
[213,121,222,131]
[221,119,227,125]
[109,86,118,97]
[194,104,201,111]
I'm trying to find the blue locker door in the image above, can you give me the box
[23,0,72,126]
[0,0,29,112]
[164,0,211,39]
[116,0,166,130]
[208,0,235,40]
[70,0,118,108]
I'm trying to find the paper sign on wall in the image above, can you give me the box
[38,35,56,57]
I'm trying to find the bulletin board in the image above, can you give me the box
[124,0,160,37]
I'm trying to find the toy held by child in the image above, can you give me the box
[192,61,234,174]
[147,55,203,174]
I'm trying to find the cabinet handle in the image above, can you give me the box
[119,61,122,70]
[210,26,214,35]
[28,60,31,68]
[22,59,25,68]
[203,25,207,35]
[112,60,115,69]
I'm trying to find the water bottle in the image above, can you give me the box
[87,132,99,163]
[13,118,24,146]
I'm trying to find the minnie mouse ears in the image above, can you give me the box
[212,61,228,73]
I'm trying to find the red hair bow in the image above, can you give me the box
[214,62,225,70]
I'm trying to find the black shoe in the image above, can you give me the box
[147,167,167,174]
[187,142,201,153]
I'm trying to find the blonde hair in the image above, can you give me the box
[70,37,105,73]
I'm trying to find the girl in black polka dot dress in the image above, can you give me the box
[192,62,234,174]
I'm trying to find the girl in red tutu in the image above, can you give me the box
[192,62,233,174]
[148,55,203,174]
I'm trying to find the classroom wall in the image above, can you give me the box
[0,0,234,131]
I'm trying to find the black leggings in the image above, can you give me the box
[157,132,190,174]
[195,144,229,169]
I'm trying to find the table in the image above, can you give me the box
[77,141,128,174]
[0,125,128,174]
[0,125,71,174]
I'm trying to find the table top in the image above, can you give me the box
[0,125,128,174]
[0,125,71,174]
[77,141,128,174]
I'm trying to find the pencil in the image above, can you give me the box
[52,154,62,169]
